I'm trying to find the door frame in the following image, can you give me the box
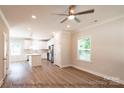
[3,32,8,78]
[0,31,8,87]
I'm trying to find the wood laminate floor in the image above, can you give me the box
[2,60,124,88]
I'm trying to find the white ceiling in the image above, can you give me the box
[0,5,124,40]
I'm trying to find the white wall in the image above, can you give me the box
[72,16,124,83]
[0,10,9,87]
[54,31,72,67]
[10,38,27,62]
[54,32,61,66]
[61,31,72,67]
[47,38,54,47]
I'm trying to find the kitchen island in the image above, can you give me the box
[27,54,42,67]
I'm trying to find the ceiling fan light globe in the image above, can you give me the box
[68,15,75,20]
[70,10,75,13]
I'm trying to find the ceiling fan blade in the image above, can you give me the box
[52,13,68,16]
[74,17,80,23]
[60,17,68,23]
[74,9,94,15]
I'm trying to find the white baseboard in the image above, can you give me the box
[59,64,124,84]
[10,60,27,63]
[61,64,73,68]
[72,65,124,85]
[0,71,7,87]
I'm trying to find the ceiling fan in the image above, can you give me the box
[54,5,95,23]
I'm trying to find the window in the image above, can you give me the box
[78,37,91,62]
[10,42,22,56]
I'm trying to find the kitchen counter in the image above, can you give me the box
[27,54,42,67]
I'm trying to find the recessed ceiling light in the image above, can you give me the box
[67,25,70,28]
[52,32,56,34]
[52,32,56,36]
[32,15,36,19]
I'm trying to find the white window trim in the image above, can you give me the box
[77,36,92,63]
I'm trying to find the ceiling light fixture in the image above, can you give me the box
[32,15,36,19]
[68,15,75,20]
[67,25,70,28]
[70,10,75,14]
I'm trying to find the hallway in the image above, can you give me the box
[2,60,124,88]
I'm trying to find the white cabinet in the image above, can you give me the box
[40,41,47,49]
[24,39,32,49]
[24,39,47,50]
